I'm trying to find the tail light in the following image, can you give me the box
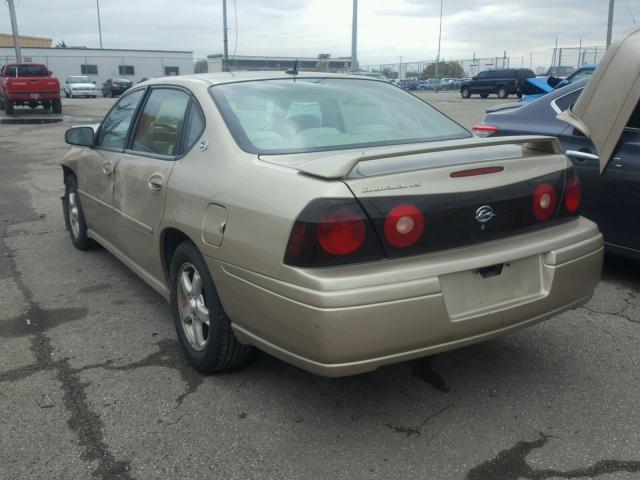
[317,207,366,255]
[284,199,384,267]
[532,183,558,221]
[384,204,424,247]
[564,176,581,213]
[472,124,499,137]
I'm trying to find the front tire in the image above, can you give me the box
[64,175,92,250]
[170,241,252,373]
[461,87,471,98]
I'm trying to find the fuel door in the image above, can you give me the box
[201,203,229,247]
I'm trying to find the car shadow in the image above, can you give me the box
[602,253,640,290]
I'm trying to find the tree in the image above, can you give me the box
[423,61,464,78]
[54,40,67,48]
[194,59,208,74]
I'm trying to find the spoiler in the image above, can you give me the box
[295,136,561,179]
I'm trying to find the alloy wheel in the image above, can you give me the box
[176,262,210,351]
[67,191,81,240]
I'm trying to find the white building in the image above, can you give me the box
[207,54,351,73]
[0,47,194,88]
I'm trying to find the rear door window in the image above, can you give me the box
[96,89,146,150]
[131,88,191,157]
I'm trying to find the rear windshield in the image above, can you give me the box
[210,78,470,154]
[5,65,49,77]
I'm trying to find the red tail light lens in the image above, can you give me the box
[384,204,424,248]
[316,207,366,256]
[532,183,558,221]
[564,176,581,213]
[472,124,499,137]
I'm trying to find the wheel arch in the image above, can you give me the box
[160,227,197,284]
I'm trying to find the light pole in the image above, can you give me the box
[223,0,229,72]
[7,0,22,62]
[606,0,615,46]
[434,0,444,92]
[351,0,358,72]
[96,0,103,48]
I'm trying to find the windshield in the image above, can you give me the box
[210,78,470,154]
[69,76,90,83]
[6,65,49,77]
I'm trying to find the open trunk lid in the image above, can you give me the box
[557,26,640,173]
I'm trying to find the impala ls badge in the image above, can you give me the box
[475,205,496,224]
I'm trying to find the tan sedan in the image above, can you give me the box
[61,69,604,376]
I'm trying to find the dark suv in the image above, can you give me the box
[460,69,536,99]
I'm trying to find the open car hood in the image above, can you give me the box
[557,26,640,173]
[525,76,554,94]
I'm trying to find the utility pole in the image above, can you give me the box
[434,0,444,92]
[351,0,357,72]
[7,0,22,62]
[223,0,229,72]
[96,0,103,48]
[607,0,615,46]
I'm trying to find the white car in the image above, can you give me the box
[64,76,98,98]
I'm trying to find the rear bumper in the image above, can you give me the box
[7,92,59,101]
[210,217,603,377]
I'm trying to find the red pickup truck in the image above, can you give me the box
[0,63,62,114]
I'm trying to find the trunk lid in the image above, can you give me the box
[265,136,574,259]
[557,26,640,173]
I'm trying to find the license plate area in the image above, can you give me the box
[30,93,40,99]
[440,255,544,320]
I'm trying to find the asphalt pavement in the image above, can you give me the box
[1,93,639,480]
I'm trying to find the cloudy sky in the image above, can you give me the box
[1,0,638,67]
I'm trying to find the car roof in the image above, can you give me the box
[142,71,389,88]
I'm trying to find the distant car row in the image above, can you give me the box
[458,66,597,101]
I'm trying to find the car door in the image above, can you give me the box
[75,88,146,240]
[473,71,487,93]
[110,86,193,279]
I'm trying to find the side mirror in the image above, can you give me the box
[92,81,96,84]
[49,70,53,75]
[472,76,478,80]
[65,127,95,147]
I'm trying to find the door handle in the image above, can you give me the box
[102,161,113,175]
[565,150,599,163]
[148,175,164,192]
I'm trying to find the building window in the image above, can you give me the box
[118,65,135,76]
[164,66,180,76]
[81,64,98,75]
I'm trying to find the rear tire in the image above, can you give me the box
[5,100,14,115]
[64,175,93,250]
[170,241,252,373]
[52,99,62,114]
[65,91,70,98]
[497,86,508,99]
[461,87,471,98]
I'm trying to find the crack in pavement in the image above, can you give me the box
[386,405,452,437]
[580,290,639,325]
[0,235,135,480]
[465,432,640,479]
